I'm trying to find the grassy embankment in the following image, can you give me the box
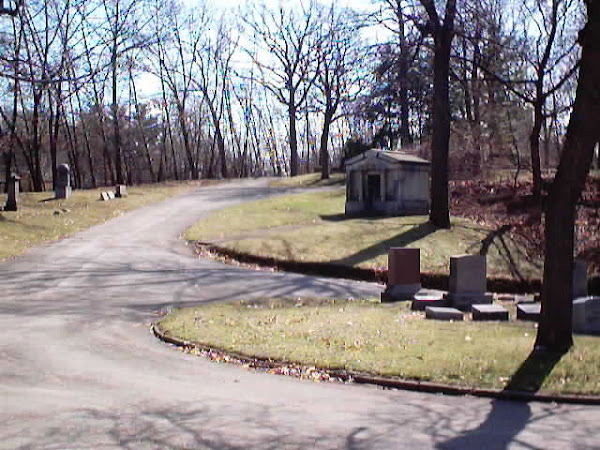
[157,297,600,395]
[186,176,542,280]
[0,181,204,261]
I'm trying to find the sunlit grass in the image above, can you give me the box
[185,189,542,279]
[269,172,345,188]
[157,298,600,395]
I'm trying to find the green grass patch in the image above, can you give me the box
[269,172,345,188]
[0,181,203,261]
[157,298,600,395]
[185,189,542,280]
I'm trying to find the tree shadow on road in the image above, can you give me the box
[436,350,565,449]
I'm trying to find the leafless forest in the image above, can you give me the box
[0,0,587,192]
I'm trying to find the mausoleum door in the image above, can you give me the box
[366,174,381,211]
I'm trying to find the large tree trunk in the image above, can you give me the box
[216,125,227,179]
[319,110,333,180]
[535,0,600,352]
[529,99,544,198]
[289,104,299,177]
[428,26,454,229]
[3,150,12,193]
[111,47,124,185]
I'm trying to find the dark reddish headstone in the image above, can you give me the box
[381,247,421,302]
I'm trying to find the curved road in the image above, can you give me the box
[1,180,598,449]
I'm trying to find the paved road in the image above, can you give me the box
[1,180,598,449]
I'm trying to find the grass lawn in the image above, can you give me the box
[156,297,600,395]
[269,172,345,188]
[0,181,204,261]
[185,188,542,280]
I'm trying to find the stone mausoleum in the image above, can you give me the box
[345,149,430,216]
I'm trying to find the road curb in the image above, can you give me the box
[151,323,600,405]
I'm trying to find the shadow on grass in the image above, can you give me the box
[331,222,438,267]
[504,349,565,393]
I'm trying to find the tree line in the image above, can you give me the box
[0,0,586,192]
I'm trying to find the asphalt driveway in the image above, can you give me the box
[0,179,598,449]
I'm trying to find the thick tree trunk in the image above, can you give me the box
[428,31,453,229]
[3,150,12,193]
[319,110,333,180]
[289,104,299,177]
[535,1,600,352]
[216,126,227,179]
[112,49,124,185]
[530,99,544,198]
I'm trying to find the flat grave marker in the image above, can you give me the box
[472,304,509,321]
[425,306,464,321]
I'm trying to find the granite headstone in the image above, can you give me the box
[572,296,600,335]
[381,247,421,302]
[55,164,72,199]
[4,173,20,211]
[444,255,493,310]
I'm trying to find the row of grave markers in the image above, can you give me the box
[3,164,127,211]
[382,247,600,335]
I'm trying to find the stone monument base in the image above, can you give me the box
[381,283,421,302]
[55,186,72,199]
[445,292,493,311]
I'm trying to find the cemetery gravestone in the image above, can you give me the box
[411,291,447,311]
[100,192,110,201]
[444,255,493,310]
[425,306,464,321]
[4,173,20,211]
[516,303,541,322]
[471,304,509,321]
[115,184,127,198]
[572,296,600,335]
[55,164,72,199]
[572,259,588,300]
[381,247,421,302]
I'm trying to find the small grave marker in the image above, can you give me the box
[55,164,72,199]
[411,292,447,311]
[115,184,127,198]
[100,192,110,201]
[472,304,509,321]
[516,303,541,322]
[4,173,20,211]
[572,296,600,335]
[425,306,464,321]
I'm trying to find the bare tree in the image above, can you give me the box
[192,13,238,179]
[101,0,153,185]
[314,3,362,180]
[517,0,582,197]
[244,1,321,177]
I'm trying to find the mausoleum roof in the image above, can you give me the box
[345,149,430,168]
